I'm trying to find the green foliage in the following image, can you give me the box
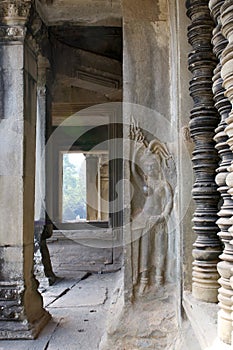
[62,153,86,221]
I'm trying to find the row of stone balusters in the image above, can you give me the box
[186,0,222,304]
[209,0,233,345]
[220,0,233,345]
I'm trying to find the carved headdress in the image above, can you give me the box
[130,120,171,170]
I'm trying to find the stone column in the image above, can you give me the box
[34,55,49,244]
[97,156,101,221]
[86,154,98,221]
[220,0,233,345]
[209,0,233,344]
[186,0,222,302]
[0,1,50,339]
[34,55,55,284]
[100,154,109,221]
[35,55,50,227]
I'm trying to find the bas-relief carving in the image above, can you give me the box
[129,121,175,297]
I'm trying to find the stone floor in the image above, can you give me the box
[0,272,120,350]
[0,234,224,350]
[46,230,122,275]
[0,269,218,350]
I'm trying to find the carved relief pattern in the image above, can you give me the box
[186,0,222,302]
[221,0,233,345]
[0,282,24,321]
[210,0,233,344]
[129,121,175,297]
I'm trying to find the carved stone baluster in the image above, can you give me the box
[186,0,222,302]
[221,1,233,345]
[210,0,233,344]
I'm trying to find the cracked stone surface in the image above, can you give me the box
[50,274,108,308]
[42,273,87,307]
[0,272,200,349]
[99,282,200,350]
[0,272,121,350]
[46,232,121,275]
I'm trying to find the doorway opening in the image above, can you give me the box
[61,151,109,224]
[62,152,86,223]
[34,22,123,339]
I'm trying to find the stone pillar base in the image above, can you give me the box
[0,281,51,340]
[192,285,218,303]
[217,310,232,345]
[0,311,51,340]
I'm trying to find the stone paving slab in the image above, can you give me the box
[42,272,87,307]
[45,272,120,350]
[0,272,121,350]
[47,232,114,275]
[49,274,108,308]
[46,307,106,350]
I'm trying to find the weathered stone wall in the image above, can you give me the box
[171,0,194,292]
[100,1,197,348]
[51,41,122,126]
[36,0,122,26]
[122,0,173,301]
[123,0,169,115]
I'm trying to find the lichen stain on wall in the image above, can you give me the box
[150,21,169,49]
[157,0,168,21]
[122,0,168,22]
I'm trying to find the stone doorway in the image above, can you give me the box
[34,21,123,287]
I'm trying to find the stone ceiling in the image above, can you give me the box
[50,26,122,61]
[35,0,122,26]
[34,0,123,126]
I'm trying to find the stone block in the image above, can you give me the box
[0,176,23,246]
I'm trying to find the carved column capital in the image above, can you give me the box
[0,1,31,24]
[0,1,32,41]
[37,54,50,92]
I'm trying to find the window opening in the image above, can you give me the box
[62,151,109,223]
